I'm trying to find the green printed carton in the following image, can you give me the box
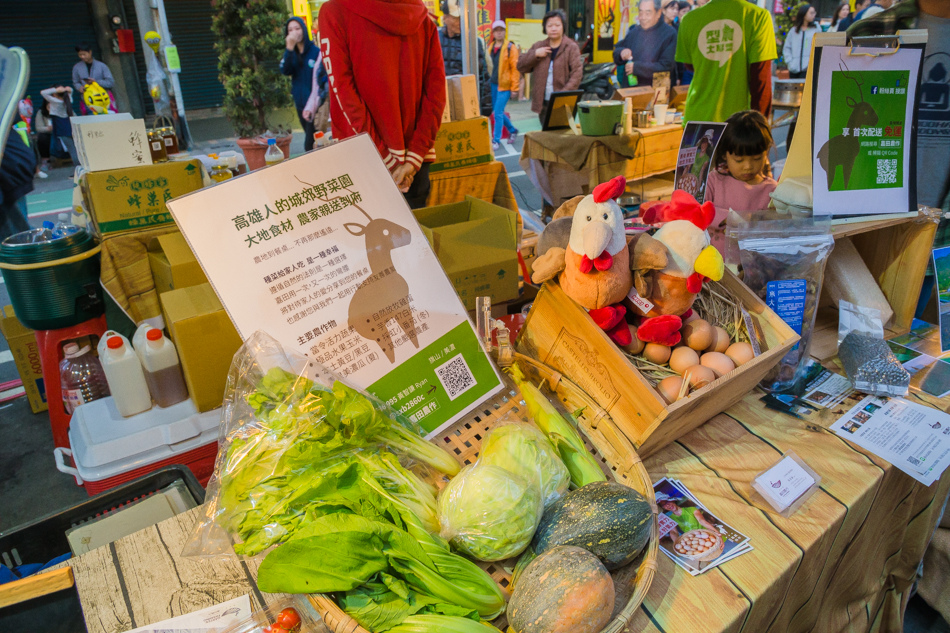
[81,160,205,236]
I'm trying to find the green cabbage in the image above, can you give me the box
[438,464,542,561]
[478,423,570,507]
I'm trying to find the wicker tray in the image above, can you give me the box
[310,354,659,633]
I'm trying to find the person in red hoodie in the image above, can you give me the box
[319,0,446,209]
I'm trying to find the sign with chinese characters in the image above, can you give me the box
[812,45,922,216]
[167,134,503,436]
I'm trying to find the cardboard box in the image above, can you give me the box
[82,160,204,236]
[413,196,519,310]
[518,274,799,459]
[446,75,479,121]
[160,284,242,412]
[431,117,494,173]
[148,232,208,296]
[70,113,151,172]
[0,306,47,413]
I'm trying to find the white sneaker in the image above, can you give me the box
[36,170,48,179]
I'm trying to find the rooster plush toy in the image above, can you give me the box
[629,190,725,346]
[532,185,724,349]
[531,176,633,345]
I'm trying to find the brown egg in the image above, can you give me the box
[621,324,645,354]
[643,343,672,365]
[669,347,700,374]
[725,342,755,366]
[683,364,716,389]
[682,319,713,351]
[707,326,731,353]
[658,376,685,404]
[700,352,736,377]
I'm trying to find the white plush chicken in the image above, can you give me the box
[531,176,633,344]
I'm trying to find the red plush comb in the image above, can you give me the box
[593,176,627,203]
[641,191,715,230]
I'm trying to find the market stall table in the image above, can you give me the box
[59,386,950,633]
[520,124,683,211]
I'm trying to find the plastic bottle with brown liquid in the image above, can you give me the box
[141,329,188,408]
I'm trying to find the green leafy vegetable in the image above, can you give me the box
[478,423,569,506]
[509,364,606,488]
[438,464,542,561]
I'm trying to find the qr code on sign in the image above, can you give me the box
[876,158,897,184]
[908,455,921,466]
[435,354,476,401]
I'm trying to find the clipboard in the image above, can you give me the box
[781,30,927,219]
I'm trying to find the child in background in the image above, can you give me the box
[705,110,777,253]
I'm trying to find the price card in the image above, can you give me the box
[752,452,820,516]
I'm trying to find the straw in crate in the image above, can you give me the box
[311,353,659,633]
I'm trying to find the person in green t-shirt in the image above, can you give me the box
[675,0,777,123]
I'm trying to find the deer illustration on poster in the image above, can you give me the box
[343,206,419,364]
[818,62,879,189]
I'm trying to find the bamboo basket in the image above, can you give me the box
[309,353,659,633]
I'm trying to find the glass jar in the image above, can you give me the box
[160,126,179,155]
[210,164,233,183]
[148,131,167,163]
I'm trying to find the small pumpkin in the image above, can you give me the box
[508,546,614,633]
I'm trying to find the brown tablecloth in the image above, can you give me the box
[525,129,641,170]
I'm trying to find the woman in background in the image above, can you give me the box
[782,4,820,79]
[829,2,851,31]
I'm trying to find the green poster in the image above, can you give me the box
[826,69,909,192]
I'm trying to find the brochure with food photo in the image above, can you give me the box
[653,478,751,575]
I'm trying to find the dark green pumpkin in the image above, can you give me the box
[531,481,652,570]
[508,545,614,633]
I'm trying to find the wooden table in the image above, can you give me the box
[62,388,949,633]
[520,124,683,209]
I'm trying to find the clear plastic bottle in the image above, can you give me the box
[60,342,110,415]
[101,336,152,417]
[52,213,80,239]
[141,329,188,408]
[264,137,284,166]
[210,164,233,182]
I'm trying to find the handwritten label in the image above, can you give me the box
[627,287,654,314]
[754,456,815,511]
[740,305,762,356]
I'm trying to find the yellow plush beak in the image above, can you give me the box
[694,246,724,281]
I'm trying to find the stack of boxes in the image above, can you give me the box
[432,75,494,173]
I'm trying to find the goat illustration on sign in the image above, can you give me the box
[295,176,419,364]
[818,63,879,189]
[344,207,419,363]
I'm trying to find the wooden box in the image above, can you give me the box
[517,273,799,458]
[809,215,937,361]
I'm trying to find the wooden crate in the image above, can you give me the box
[808,215,937,361]
[517,273,799,459]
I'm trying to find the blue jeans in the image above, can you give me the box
[491,84,518,143]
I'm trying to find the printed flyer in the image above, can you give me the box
[812,45,922,216]
[831,396,950,486]
[673,121,727,204]
[168,134,503,436]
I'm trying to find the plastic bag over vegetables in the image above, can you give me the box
[438,463,543,561]
[183,331,460,559]
[478,420,569,507]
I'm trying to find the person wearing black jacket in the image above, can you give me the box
[613,0,678,87]
[0,131,35,241]
[439,0,492,115]
[280,16,325,151]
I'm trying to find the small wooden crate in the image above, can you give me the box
[517,272,799,459]
[310,356,659,633]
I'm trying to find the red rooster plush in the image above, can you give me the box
[629,191,725,346]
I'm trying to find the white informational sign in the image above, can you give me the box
[127,595,251,633]
[752,454,818,512]
[831,395,950,486]
[168,135,502,435]
[812,45,923,216]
